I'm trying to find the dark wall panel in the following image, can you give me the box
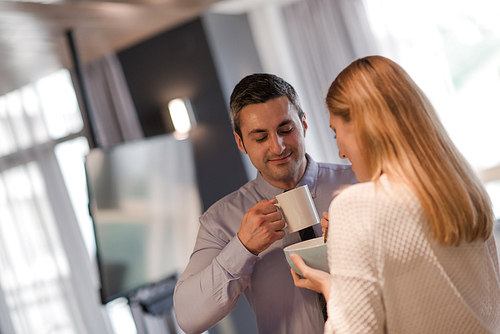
[117,18,248,210]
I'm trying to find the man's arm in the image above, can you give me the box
[174,227,258,333]
[173,200,285,333]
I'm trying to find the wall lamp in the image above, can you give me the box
[166,98,196,140]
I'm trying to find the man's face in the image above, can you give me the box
[234,96,308,190]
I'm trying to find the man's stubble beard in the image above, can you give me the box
[262,150,302,182]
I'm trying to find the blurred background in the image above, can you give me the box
[0,0,498,333]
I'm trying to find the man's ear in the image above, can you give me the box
[234,131,248,154]
[302,113,308,137]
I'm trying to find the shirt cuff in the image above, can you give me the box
[217,235,261,277]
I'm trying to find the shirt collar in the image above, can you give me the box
[255,154,318,198]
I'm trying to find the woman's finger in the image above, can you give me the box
[290,268,302,285]
[320,212,329,228]
[290,267,310,290]
[289,253,310,276]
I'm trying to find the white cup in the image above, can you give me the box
[275,185,320,233]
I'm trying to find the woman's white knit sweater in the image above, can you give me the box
[325,175,500,334]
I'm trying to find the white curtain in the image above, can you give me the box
[0,71,111,334]
[82,53,144,149]
[281,0,379,164]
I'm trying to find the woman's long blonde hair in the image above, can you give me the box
[326,55,493,245]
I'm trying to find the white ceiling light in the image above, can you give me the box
[167,97,196,140]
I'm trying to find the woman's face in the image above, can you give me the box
[329,114,370,182]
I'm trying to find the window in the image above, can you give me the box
[0,164,77,334]
[363,0,500,253]
[364,0,500,211]
[0,69,100,334]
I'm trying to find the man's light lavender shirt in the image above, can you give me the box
[174,155,357,333]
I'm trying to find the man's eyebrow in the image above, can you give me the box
[248,129,267,136]
[248,120,293,136]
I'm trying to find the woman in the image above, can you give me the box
[290,56,500,333]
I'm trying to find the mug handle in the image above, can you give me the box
[274,203,287,230]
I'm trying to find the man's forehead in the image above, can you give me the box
[239,97,298,132]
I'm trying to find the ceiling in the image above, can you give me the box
[0,0,227,96]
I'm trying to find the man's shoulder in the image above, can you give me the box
[317,161,354,172]
[202,179,259,221]
[316,162,358,183]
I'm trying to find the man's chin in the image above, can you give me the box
[264,164,298,181]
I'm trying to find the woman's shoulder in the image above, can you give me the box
[328,181,377,220]
[331,178,381,205]
[330,175,420,217]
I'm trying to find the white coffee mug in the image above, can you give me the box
[275,185,320,233]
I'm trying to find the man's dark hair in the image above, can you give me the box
[229,73,304,139]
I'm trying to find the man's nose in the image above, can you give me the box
[270,135,285,154]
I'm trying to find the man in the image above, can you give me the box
[173,74,357,333]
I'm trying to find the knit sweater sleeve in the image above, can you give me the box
[324,183,385,334]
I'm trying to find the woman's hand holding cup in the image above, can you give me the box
[289,253,331,302]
